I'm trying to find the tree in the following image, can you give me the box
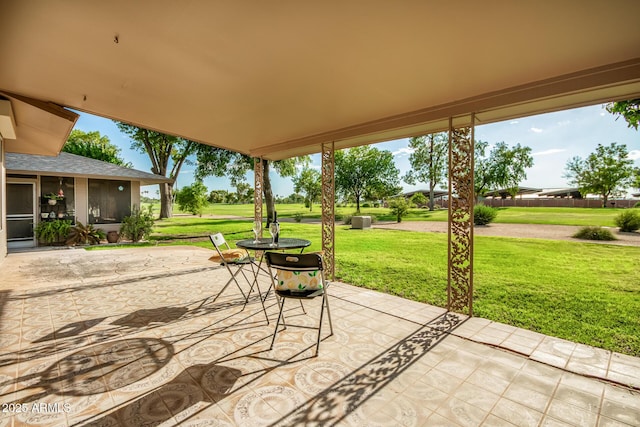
[474,141,534,200]
[116,122,197,219]
[388,197,412,223]
[606,99,640,130]
[335,146,400,213]
[63,129,132,167]
[208,190,229,204]
[409,192,428,207]
[564,142,635,207]
[293,167,322,211]
[194,146,308,222]
[403,133,448,210]
[175,181,209,216]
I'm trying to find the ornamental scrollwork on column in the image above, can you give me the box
[254,157,263,238]
[447,116,474,316]
[321,142,335,280]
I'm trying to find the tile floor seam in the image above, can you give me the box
[451,333,640,395]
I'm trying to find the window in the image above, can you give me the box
[88,180,131,224]
[40,176,75,223]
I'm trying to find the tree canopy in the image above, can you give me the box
[335,146,400,213]
[474,141,534,200]
[564,142,636,207]
[292,167,322,211]
[63,129,132,167]
[403,133,448,210]
[606,99,640,130]
[175,181,209,216]
[194,146,308,222]
[115,122,197,218]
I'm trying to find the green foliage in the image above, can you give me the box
[335,146,401,213]
[573,226,617,241]
[409,192,428,207]
[475,141,534,200]
[120,205,155,242]
[474,205,498,225]
[606,99,640,130]
[175,181,209,216]
[388,197,412,223]
[564,143,635,207]
[66,222,106,245]
[208,190,229,204]
[403,133,448,210]
[115,122,197,218]
[293,212,303,223]
[35,220,72,244]
[194,145,309,221]
[614,210,640,232]
[293,167,321,212]
[635,202,640,208]
[63,129,132,167]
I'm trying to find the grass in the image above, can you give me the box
[148,202,635,227]
[98,216,640,356]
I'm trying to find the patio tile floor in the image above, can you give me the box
[0,247,639,426]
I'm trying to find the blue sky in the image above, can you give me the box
[74,104,639,197]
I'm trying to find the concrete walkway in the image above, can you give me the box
[0,247,638,426]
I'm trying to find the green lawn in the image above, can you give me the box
[105,216,640,356]
[150,203,636,227]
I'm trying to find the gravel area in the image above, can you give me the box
[373,221,640,247]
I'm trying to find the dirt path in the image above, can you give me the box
[373,221,640,247]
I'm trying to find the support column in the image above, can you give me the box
[254,157,263,237]
[321,142,335,280]
[447,115,475,316]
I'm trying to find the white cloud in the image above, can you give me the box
[533,149,567,156]
[509,120,519,125]
[530,127,543,133]
[392,147,414,157]
[628,150,640,160]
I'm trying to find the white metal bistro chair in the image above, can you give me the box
[208,233,269,322]
[265,251,333,356]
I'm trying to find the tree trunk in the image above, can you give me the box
[602,194,608,208]
[263,159,276,224]
[429,185,435,211]
[159,182,174,219]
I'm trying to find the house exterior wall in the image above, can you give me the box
[75,177,88,226]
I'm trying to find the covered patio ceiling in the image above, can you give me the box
[1,1,640,159]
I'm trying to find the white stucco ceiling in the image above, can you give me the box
[1,1,639,159]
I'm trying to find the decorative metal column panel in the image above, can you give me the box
[321,142,335,280]
[254,157,263,237]
[447,115,475,315]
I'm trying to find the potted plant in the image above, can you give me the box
[66,222,106,246]
[35,219,72,245]
[44,193,65,206]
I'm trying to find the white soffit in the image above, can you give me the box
[0,93,78,156]
[0,99,17,139]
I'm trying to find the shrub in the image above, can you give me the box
[614,210,640,232]
[388,197,412,223]
[35,219,72,244]
[634,201,640,208]
[175,181,209,216]
[66,222,106,246]
[293,212,303,223]
[343,215,352,225]
[410,192,428,207]
[573,226,617,241]
[120,205,155,242]
[473,205,498,225]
